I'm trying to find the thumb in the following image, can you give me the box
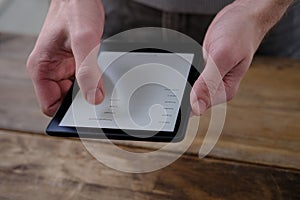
[72,33,104,105]
[190,54,224,115]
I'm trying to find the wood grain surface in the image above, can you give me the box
[0,130,299,200]
[0,34,299,170]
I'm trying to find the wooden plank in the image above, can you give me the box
[0,34,300,169]
[0,78,49,133]
[0,34,49,133]
[0,130,299,200]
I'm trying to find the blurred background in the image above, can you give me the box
[0,0,49,35]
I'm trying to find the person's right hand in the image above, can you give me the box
[27,0,105,116]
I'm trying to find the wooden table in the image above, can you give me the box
[0,34,300,199]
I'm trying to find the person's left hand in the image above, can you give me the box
[190,0,289,115]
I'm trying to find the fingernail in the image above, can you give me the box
[192,100,207,116]
[87,88,103,104]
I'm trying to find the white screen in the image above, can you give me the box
[60,52,194,132]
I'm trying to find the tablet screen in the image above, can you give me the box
[60,51,194,132]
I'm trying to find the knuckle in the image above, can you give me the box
[41,104,56,117]
[76,66,96,91]
[72,30,99,45]
[226,85,239,101]
[210,46,229,63]
[41,106,50,116]
[76,65,101,87]
[26,50,52,73]
[204,78,219,94]
[76,65,90,80]
[209,43,243,69]
[26,51,38,72]
[226,92,235,101]
[194,81,211,106]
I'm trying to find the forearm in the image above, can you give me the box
[233,0,294,33]
[49,0,105,28]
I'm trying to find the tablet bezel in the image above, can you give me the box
[46,42,203,142]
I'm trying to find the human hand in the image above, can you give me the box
[190,0,293,115]
[27,0,105,116]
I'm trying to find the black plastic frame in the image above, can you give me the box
[46,42,203,142]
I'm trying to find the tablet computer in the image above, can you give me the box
[46,42,203,142]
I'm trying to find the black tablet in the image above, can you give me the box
[46,42,203,142]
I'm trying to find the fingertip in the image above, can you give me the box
[190,85,199,108]
[191,100,207,116]
[86,88,104,105]
[42,101,61,117]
